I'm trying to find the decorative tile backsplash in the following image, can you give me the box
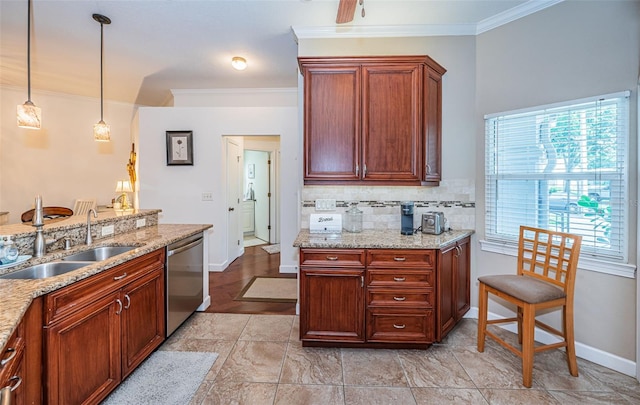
[301,180,476,232]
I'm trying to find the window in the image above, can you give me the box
[485,91,630,264]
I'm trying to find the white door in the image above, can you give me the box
[253,151,270,242]
[226,139,243,262]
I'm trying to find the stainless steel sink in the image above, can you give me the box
[61,246,137,262]
[0,261,90,279]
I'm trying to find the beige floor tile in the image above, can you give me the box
[548,390,633,404]
[289,316,300,341]
[344,386,417,405]
[274,384,345,405]
[280,341,343,385]
[201,380,277,405]
[480,388,562,404]
[189,313,251,341]
[399,346,476,388]
[411,388,489,405]
[531,350,614,391]
[342,349,408,387]
[216,340,287,383]
[189,380,214,405]
[238,314,294,341]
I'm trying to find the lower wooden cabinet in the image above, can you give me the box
[44,249,165,404]
[437,237,471,340]
[300,243,470,348]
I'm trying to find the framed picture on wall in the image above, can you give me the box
[248,163,255,179]
[166,130,193,166]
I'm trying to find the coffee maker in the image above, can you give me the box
[400,201,414,235]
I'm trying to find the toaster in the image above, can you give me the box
[422,212,444,235]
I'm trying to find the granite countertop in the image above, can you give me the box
[0,223,211,353]
[293,229,474,249]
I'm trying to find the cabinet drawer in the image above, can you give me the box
[0,325,24,382]
[367,308,434,343]
[45,249,165,325]
[301,249,365,267]
[367,250,435,268]
[368,289,433,308]
[368,269,434,288]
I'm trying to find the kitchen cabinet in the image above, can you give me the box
[298,56,446,186]
[299,249,366,343]
[242,200,255,234]
[300,244,467,348]
[44,249,165,404]
[0,297,42,405]
[437,237,471,340]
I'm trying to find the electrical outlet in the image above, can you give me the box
[202,192,213,201]
[315,199,336,211]
[101,225,114,236]
[136,218,146,228]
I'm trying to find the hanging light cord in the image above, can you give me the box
[26,0,32,102]
[99,20,104,121]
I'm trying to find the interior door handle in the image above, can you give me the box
[228,207,235,211]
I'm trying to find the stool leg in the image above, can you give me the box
[477,282,488,352]
[522,303,535,388]
[517,307,523,345]
[564,304,578,377]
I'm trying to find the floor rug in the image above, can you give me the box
[102,351,218,405]
[235,276,297,302]
[261,244,280,254]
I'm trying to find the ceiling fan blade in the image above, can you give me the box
[336,0,357,24]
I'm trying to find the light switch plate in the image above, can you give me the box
[136,218,146,228]
[101,225,115,236]
[202,192,213,201]
[315,199,336,211]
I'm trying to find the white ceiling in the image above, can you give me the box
[0,0,559,106]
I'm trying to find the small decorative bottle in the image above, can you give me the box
[1,236,18,264]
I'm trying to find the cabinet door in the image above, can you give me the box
[302,65,361,182]
[300,268,365,343]
[437,245,456,341]
[121,266,165,378]
[455,238,471,320]
[362,64,422,182]
[423,65,443,184]
[46,292,121,405]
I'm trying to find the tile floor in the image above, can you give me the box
[159,313,640,405]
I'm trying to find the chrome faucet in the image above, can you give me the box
[86,209,98,245]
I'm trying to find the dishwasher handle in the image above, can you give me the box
[167,237,203,257]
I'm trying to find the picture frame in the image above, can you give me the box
[247,163,255,179]
[166,131,193,166]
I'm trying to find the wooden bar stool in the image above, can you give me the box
[477,225,582,387]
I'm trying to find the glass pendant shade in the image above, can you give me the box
[17,100,41,129]
[94,120,110,142]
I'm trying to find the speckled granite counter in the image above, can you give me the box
[293,229,474,249]
[0,223,211,354]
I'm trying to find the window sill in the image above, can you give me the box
[479,239,637,279]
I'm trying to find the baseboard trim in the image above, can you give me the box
[280,264,298,274]
[197,295,211,311]
[466,307,637,377]
[208,260,228,272]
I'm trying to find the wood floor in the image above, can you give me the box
[205,244,296,315]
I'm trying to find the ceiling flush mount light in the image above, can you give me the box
[231,56,247,71]
[93,13,111,142]
[17,0,41,129]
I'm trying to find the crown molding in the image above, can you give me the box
[292,0,564,41]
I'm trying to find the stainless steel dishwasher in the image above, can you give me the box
[166,232,204,336]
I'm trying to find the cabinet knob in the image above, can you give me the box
[393,324,406,329]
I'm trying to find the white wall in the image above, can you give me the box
[476,0,639,370]
[0,86,135,223]
[137,106,299,273]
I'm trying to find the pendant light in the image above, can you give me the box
[93,13,111,142]
[17,0,41,129]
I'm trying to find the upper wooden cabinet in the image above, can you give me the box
[299,56,446,186]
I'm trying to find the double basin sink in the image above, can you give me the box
[0,246,138,280]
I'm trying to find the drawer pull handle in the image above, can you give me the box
[4,375,22,392]
[393,257,406,262]
[326,256,339,261]
[393,324,406,329]
[113,272,128,281]
[393,277,406,282]
[0,348,16,367]
[124,294,131,309]
[393,296,406,301]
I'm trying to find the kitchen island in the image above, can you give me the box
[0,209,211,404]
[294,229,474,348]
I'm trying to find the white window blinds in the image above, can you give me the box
[485,91,630,261]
